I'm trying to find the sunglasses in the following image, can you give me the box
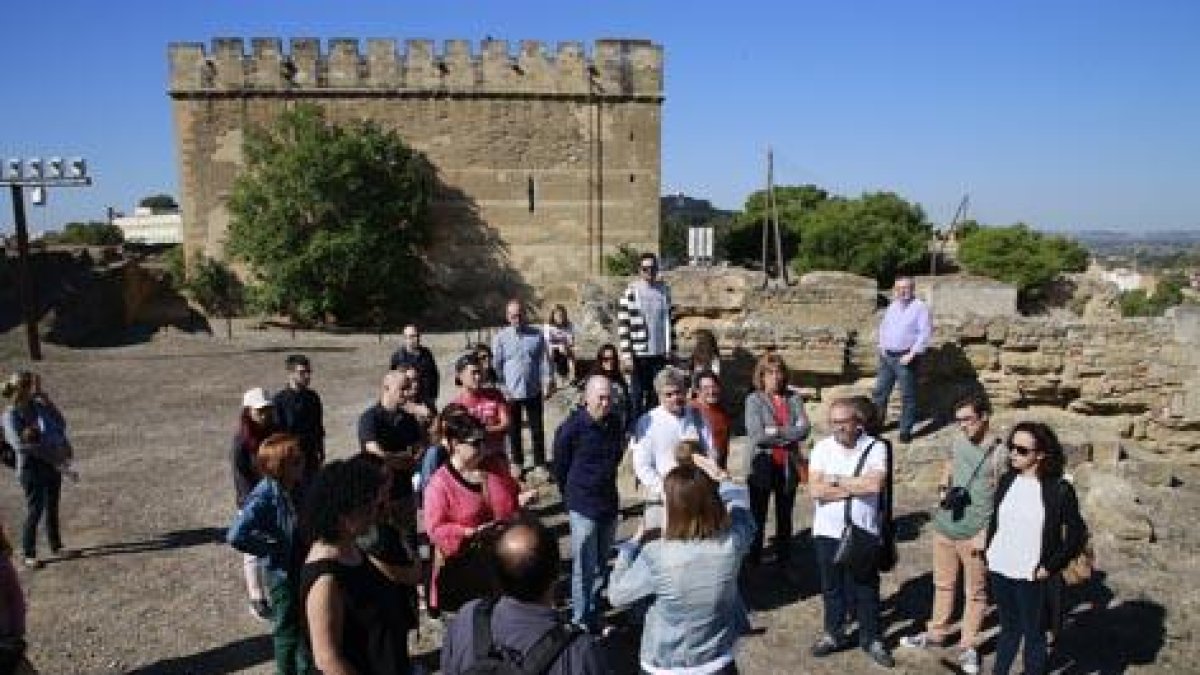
[1010,443,1037,456]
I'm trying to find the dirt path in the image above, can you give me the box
[0,328,1189,674]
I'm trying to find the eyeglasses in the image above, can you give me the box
[1010,444,1037,456]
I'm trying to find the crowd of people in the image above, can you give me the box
[0,254,1093,675]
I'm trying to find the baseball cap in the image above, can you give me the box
[242,387,273,409]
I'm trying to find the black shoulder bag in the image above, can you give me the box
[832,440,880,576]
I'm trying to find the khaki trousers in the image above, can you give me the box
[928,529,989,647]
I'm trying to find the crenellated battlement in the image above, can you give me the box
[168,37,663,98]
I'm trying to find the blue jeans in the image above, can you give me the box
[814,535,881,646]
[872,352,918,435]
[19,459,62,558]
[568,510,617,630]
[990,572,1048,675]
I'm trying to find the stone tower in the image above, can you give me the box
[168,37,664,312]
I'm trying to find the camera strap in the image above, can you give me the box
[959,438,1001,490]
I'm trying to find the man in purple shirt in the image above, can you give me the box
[872,276,932,442]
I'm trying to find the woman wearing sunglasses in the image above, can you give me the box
[985,421,1087,675]
[423,409,531,615]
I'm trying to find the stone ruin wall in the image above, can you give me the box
[583,268,1200,459]
[168,37,663,314]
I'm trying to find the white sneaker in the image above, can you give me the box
[958,647,980,675]
[899,632,939,649]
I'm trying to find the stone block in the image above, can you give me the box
[923,274,1018,319]
[1082,473,1153,542]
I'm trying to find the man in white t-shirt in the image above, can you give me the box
[630,365,710,528]
[807,398,894,669]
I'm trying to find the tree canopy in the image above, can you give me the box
[226,104,434,326]
[957,223,1089,300]
[42,221,124,246]
[138,193,178,211]
[723,185,930,285]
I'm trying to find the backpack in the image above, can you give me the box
[462,598,582,675]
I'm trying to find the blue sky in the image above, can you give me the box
[2,0,1197,235]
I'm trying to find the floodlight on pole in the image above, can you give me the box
[1,154,94,361]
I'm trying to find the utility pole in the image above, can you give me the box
[2,156,93,361]
[761,147,789,289]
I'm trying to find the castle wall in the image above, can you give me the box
[168,38,663,312]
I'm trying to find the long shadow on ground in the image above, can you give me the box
[125,635,271,674]
[63,527,226,563]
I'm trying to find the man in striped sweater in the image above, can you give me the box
[617,252,675,419]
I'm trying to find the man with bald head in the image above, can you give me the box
[357,370,425,579]
[553,374,625,632]
[442,518,607,674]
[493,299,556,472]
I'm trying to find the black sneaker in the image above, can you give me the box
[811,633,844,658]
[864,640,895,668]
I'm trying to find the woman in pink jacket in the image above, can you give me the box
[423,409,534,614]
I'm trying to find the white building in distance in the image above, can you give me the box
[114,207,183,245]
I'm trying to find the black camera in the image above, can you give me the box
[939,486,972,521]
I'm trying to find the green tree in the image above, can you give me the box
[725,185,827,265]
[790,192,931,285]
[1123,271,1188,317]
[138,193,178,211]
[226,104,434,326]
[957,224,1089,300]
[43,221,124,245]
[187,255,244,339]
[603,244,641,276]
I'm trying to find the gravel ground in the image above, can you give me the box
[0,327,1190,674]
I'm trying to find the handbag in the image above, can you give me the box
[1058,480,1095,586]
[832,440,880,575]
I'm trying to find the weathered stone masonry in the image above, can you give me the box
[168,38,664,310]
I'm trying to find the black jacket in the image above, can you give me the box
[986,471,1087,576]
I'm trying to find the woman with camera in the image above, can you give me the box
[2,371,75,569]
[900,393,1004,675]
[423,408,531,615]
[985,421,1087,675]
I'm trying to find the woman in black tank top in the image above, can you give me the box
[300,458,415,675]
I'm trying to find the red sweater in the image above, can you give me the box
[424,461,520,607]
